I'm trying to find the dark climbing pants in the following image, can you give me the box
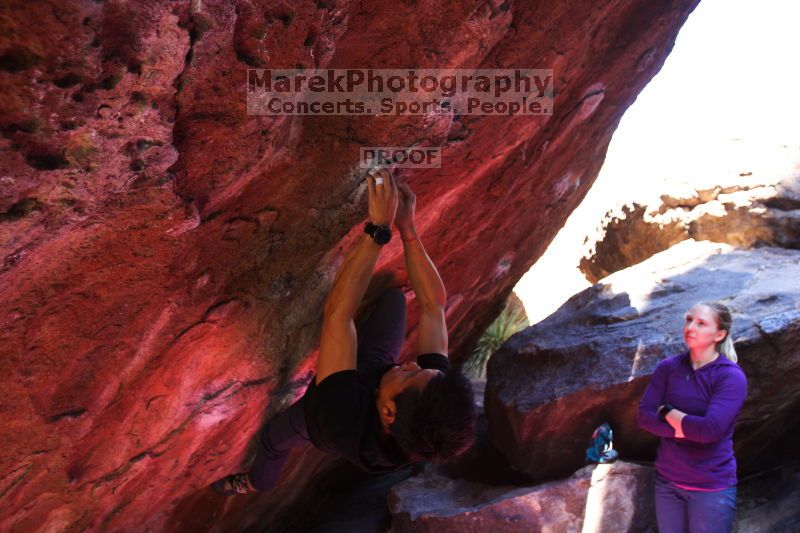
[654,472,736,533]
[248,288,407,491]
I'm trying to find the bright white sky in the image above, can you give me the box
[515,0,800,324]
[602,0,800,192]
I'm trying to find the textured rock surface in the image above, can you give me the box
[486,240,800,480]
[734,460,800,533]
[389,460,655,533]
[0,0,700,529]
[393,453,800,533]
[579,160,800,283]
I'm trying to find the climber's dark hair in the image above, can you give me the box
[389,368,477,463]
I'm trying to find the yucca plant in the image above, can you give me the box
[464,301,529,379]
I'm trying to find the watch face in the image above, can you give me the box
[375,227,391,244]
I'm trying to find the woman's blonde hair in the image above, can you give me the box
[698,301,738,363]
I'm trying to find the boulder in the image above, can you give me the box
[389,460,655,533]
[734,460,800,533]
[0,0,702,529]
[486,240,800,480]
[580,160,800,283]
[391,450,800,533]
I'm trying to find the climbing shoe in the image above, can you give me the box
[211,472,254,496]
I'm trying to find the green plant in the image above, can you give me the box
[463,303,529,379]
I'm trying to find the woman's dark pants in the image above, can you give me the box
[654,473,736,533]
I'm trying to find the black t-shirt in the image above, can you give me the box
[302,352,450,473]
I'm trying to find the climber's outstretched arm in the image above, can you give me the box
[396,178,448,357]
[317,168,397,384]
[317,234,382,385]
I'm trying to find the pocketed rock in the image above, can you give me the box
[580,157,800,283]
[389,461,655,533]
[486,240,800,481]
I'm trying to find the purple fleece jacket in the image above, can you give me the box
[637,350,747,490]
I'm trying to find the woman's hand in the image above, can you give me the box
[394,175,417,237]
[662,407,687,439]
[367,167,398,226]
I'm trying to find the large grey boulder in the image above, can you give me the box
[486,240,800,480]
[388,461,655,533]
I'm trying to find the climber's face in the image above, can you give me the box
[683,304,726,351]
[375,362,441,432]
[381,361,438,396]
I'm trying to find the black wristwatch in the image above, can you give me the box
[658,403,675,422]
[364,221,392,245]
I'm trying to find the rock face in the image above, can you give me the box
[580,169,800,283]
[486,240,800,481]
[391,451,800,533]
[734,460,800,533]
[0,0,700,529]
[389,460,655,533]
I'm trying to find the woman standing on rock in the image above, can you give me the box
[637,302,747,533]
